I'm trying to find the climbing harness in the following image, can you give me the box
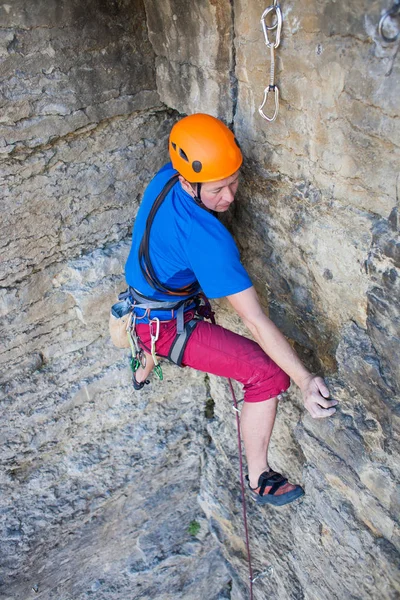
[116,285,205,391]
[130,172,224,380]
[138,174,201,297]
[378,1,400,42]
[112,174,203,390]
[259,1,283,122]
[116,171,216,387]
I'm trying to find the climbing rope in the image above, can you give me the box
[229,379,254,599]
[229,380,274,598]
[259,1,283,122]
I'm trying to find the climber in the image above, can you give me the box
[124,113,338,507]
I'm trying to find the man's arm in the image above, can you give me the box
[226,286,338,418]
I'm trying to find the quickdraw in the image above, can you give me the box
[127,313,164,382]
[127,312,147,375]
[259,1,283,123]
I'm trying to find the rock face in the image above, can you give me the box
[0,1,231,598]
[1,0,399,599]
[143,0,235,121]
[0,0,159,155]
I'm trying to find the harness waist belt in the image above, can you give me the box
[120,287,198,335]
[128,287,194,311]
[117,288,213,366]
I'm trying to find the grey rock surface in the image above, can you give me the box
[0,109,174,290]
[1,1,231,598]
[143,0,235,121]
[1,0,400,599]
[0,0,160,156]
[203,299,399,600]
[2,344,233,599]
[1,239,234,599]
[234,0,399,217]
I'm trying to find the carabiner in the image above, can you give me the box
[154,364,163,381]
[261,4,282,48]
[259,85,280,122]
[149,317,160,343]
[149,317,162,377]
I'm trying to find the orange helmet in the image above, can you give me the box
[169,113,243,183]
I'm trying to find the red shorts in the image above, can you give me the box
[135,312,290,403]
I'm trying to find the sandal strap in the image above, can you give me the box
[246,474,260,492]
[246,470,289,496]
[132,373,150,390]
[257,470,288,496]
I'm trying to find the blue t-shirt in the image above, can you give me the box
[125,163,252,318]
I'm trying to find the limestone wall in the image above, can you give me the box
[141,0,399,598]
[1,0,399,599]
[0,1,231,598]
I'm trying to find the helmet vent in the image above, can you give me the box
[171,142,177,151]
[192,160,202,173]
[179,148,189,162]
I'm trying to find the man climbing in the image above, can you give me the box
[124,113,338,506]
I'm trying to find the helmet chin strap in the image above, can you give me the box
[193,182,205,207]
[191,182,217,216]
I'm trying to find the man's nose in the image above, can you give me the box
[222,186,235,203]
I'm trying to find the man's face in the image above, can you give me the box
[180,170,240,212]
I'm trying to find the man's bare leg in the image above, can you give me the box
[135,352,155,383]
[240,397,278,488]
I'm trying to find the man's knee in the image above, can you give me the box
[244,362,290,403]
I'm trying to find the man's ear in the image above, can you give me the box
[178,175,195,196]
